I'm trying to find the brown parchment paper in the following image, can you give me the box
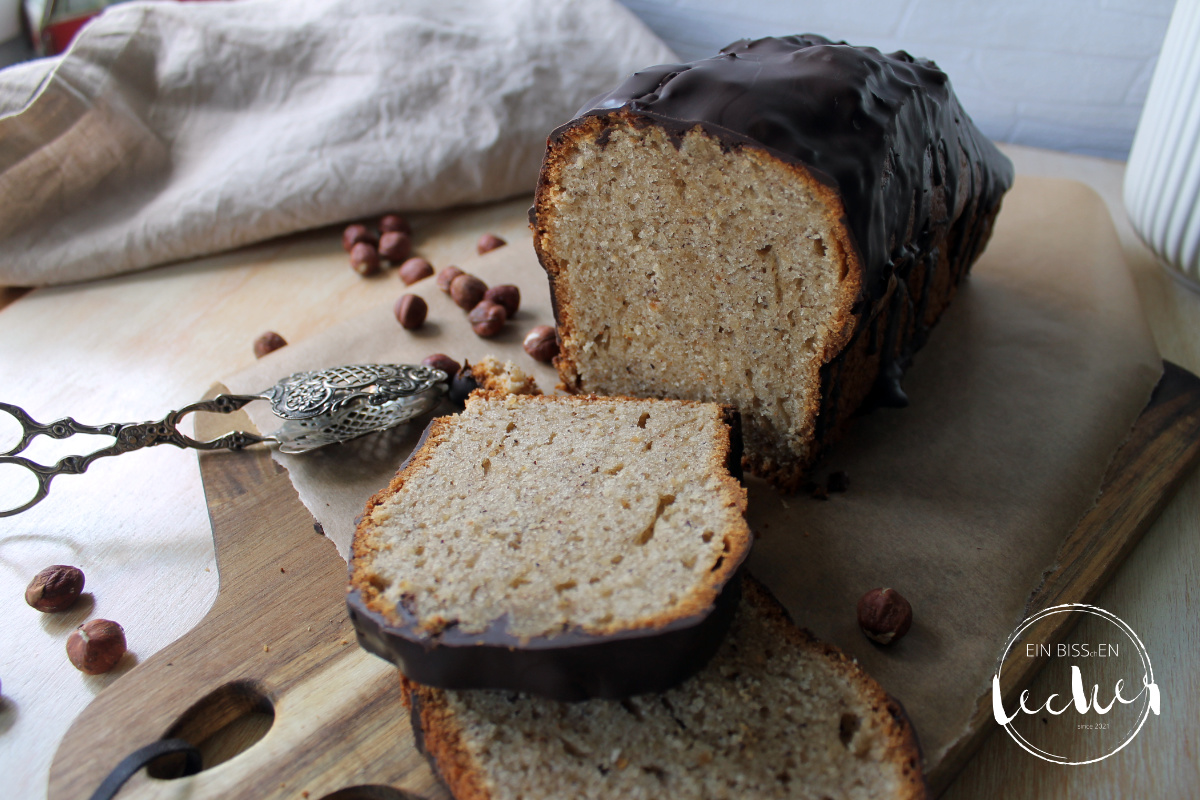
[224,176,1161,774]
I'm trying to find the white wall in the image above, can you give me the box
[619,0,1176,160]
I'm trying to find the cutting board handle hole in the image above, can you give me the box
[317,787,423,800]
[147,681,274,779]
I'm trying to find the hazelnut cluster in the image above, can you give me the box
[343,213,414,277]
[24,564,128,674]
[445,269,518,337]
[392,232,520,338]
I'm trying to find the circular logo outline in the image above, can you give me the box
[995,603,1157,765]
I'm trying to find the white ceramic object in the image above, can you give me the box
[1124,0,1200,292]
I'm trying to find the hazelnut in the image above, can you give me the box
[857,588,912,645]
[342,224,377,252]
[448,363,478,405]
[476,233,506,254]
[398,257,434,285]
[67,619,126,674]
[25,565,85,612]
[468,300,507,337]
[378,231,412,263]
[422,353,461,377]
[379,213,411,235]
[253,331,287,359]
[449,273,488,310]
[436,266,464,293]
[350,242,381,276]
[523,325,560,363]
[394,294,428,330]
[484,284,520,317]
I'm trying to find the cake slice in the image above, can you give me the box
[348,364,751,701]
[532,34,1014,490]
[403,576,926,800]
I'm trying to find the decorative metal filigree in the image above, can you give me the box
[261,364,447,453]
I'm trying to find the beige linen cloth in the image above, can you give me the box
[0,0,674,286]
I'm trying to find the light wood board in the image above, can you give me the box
[47,399,447,800]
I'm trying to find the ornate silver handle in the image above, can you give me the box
[0,398,266,517]
[0,363,455,517]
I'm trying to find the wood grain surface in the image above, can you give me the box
[930,361,1200,794]
[46,361,1200,799]
[48,396,447,800]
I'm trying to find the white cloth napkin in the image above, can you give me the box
[0,0,674,286]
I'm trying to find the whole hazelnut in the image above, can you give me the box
[350,242,381,276]
[378,231,412,263]
[523,325,560,363]
[436,266,464,293]
[342,224,377,252]
[25,565,85,612]
[394,294,428,330]
[448,363,478,405]
[484,284,520,317]
[422,353,461,377]
[857,588,912,645]
[380,213,411,235]
[476,233,506,254]
[67,619,126,674]
[449,273,488,310]
[398,257,434,285]
[253,331,287,359]
[468,300,507,337]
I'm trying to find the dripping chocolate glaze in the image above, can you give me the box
[540,34,1013,410]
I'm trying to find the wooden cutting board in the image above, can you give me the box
[48,363,1200,800]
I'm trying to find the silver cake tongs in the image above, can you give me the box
[0,363,453,517]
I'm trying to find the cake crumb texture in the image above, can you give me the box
[540,120,856,485]
[353,393,749,641]
[405,578,925,800]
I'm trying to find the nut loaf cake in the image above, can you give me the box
[532,34,1015,490]
[349,360,751,701]
[403,576,926,800]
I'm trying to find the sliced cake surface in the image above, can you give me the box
[348,374,751,699]
[404,577,926,800]
[532,34,1014,489]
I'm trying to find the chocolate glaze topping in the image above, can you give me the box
[566,34,1013,308]
[349,571,744,702]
